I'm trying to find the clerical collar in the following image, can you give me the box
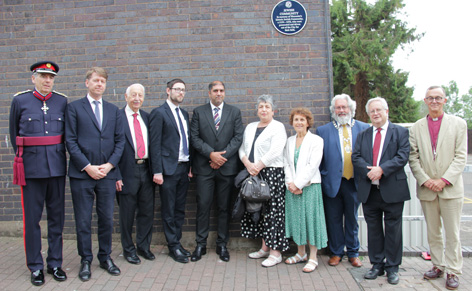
[427,113,444,122]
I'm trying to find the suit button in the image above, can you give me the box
[45,121,48,124]
[45,131,49,134]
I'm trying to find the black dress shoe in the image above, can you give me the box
[191,246,207,262]
[100,259,121,276]
[364,267,385,279]
[31,269,44,286]
[216,246,230,262]
[387,271,400,284]
[180,247,191,257]
[124,253,141,265]
[137,249,155,260]
[169,248,189,263]
[79,261,91,282]
[47,267,67,281]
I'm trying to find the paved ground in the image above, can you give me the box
[0,236,471,291]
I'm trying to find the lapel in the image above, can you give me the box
[380,122,394,162]
[101,100,108,131]
[295,132,312,173]
[203,103,218,136]
[217,104,231,136]
[436,113,450,152]
[121,108,134,150]
[364,126,374,164]
[81,97,101,131]
[329,123,342,157]
[163,102,179,133]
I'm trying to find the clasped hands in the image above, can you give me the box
[209,151,227,169]
[287,182,302,195]
[423,178,446,192]
[366,166,383,181]
[86,163,113,180]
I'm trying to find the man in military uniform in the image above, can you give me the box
[9,61,68,286]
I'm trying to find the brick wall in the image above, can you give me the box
[0,0,332,246]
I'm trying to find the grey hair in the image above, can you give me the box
[425,86,446,96]
[365,97,388,113]
[329,93,356,117]
[126,83,145,97]
[256,94,276,110]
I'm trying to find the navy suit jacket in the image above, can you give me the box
[317,120,369,198]
[352,122,410,204]
[190,102,243,176]
[116,108,153,195]
[149,102,191,176]
[65,96,125,180]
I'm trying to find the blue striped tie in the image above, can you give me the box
[214,107,220,130]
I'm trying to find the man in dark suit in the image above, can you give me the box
[317,94,369,268]
[65,67,125,281]
[9,61,67,286]
[149,79,192,264]
[189,81,243,262]
[352,97,410,285]
[116,83,155,265]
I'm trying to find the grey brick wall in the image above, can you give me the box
[0,1,332,244]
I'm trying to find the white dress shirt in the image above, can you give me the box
[166,99,189,162]
[125,105,149,159]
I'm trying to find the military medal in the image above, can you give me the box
[41,101,49,114]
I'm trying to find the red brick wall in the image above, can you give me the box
[0,1,332,242]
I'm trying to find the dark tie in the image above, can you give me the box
[133,113,145,159]
[372,127,382,166]
[93,100,101,130]
[175,107,189,156]
[213,107,220,130]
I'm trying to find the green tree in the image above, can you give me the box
[330,0,422,122]
[442,81,472,129]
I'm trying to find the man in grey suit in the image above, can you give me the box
[190,81,244,262]
[409,86,467,290]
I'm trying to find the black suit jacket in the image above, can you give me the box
[190,102,243,176]
[149,102,191,176]
[352,122,410,204]
[65,96,125,180]
[116,108,153,195]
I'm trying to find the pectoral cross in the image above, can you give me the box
[41,101,49,114]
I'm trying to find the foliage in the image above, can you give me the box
[442,81,472,129]
[330,0,422,122]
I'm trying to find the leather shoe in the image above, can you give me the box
[124,253,141,265]
[47,267,67,281]
[31,269,44,286]
[446,273,459,290]
[328,255,342,266]
[349,257,362,267]
[100,259,121,276]
[137,249,155,261]
[180,247,191,257]
[79,261,91,282]
[216,246,230,262]
[191,246,207,262]
[424,266,444,280]
[169,248,189,263]
[364,267,385,279]
[387,271,399,284]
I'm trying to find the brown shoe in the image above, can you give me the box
[328,256,342,266]
[446,274,459,290]
[349,257,362,267]
[424,266,444,280]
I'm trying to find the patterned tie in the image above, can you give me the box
[372,127,382,166]
[342,125,353,180]
[93,100,101,130]
[133,113,145,159]
[175,107,189,156]
[213,107,220,130]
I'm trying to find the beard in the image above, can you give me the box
[333,112,352,125]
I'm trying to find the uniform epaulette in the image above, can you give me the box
[53,90,68,98]
[14,90,32,97]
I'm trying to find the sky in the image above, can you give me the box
[391,0,472,100]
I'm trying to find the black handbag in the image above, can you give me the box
[239,175,271,203]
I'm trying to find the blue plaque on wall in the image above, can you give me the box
[271,0,307,36]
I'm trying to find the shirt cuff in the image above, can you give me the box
[441,178,451,185]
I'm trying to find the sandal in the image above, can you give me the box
[285,253,308,265]
[248,249,270,259]
[261,254,282,267]
[302,259,318,273]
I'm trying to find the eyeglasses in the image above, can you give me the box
[425,96,444,102]
[334,106,348,111]
[369,109,384,115]
[171,88,186,93]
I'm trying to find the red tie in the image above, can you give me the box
[133,113,145,159]
[372,127,382,166]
